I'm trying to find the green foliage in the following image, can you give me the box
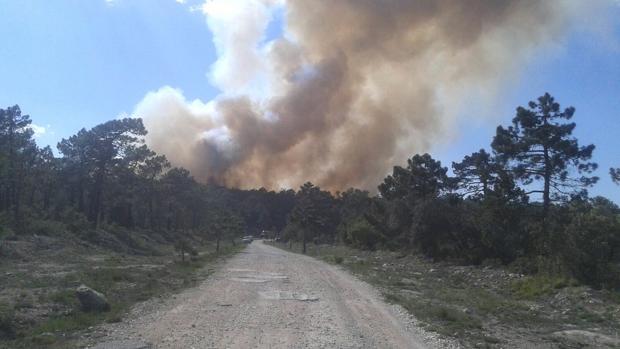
[410,197,485,262]
[379,153,451,202]
[512,275,576,300]
[386,293,482,337]
[0,303,16,340]
[57,208,90,234]
[492,93,598,212]
[1,94,620,293]
[560,197,620,289]
[288,182,338,252]
[25,220,66,236]
[174,236,198,262]
[469,198,529,264]
[611,168,620,185]
[343,217,384,250]
[0,223,13,257]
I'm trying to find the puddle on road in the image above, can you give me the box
[259,290,319,302]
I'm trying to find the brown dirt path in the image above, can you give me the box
[91,241,441,349]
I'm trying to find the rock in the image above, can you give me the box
[552,330,620,347]
[76,285,110,312]
[399,278,418,286]
[34,332,55,345]
[399,289,422,297]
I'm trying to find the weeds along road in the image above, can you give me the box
[92,240,434,349]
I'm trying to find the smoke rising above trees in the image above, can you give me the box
[137,0,600,191]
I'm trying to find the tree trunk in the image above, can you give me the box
[302,229,307,254]
[90,163,106,227]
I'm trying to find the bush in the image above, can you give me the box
[471,198,529,264]
[58,208,90,234]
[512,275,577,299]
[411,198,484,263]
[25,219,66,236]
[0,303,16,340]
[0,225,13,257]
[344,218,384,250]
[561,198,620,289]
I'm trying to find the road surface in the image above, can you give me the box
[92,241,436,349]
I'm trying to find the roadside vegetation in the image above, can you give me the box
[0,231,242,349]
[274,242,620,348]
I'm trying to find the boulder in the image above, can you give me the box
[75,285,110,312]
[552,330,620,347]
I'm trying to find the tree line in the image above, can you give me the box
[1,93,619,289]
[283,93,619,290]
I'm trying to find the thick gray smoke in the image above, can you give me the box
[136,0,599,191]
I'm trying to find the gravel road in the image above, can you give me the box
[91,241,442,349]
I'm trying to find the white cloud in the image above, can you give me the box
[29,124,46,138]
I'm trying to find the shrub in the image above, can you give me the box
[0,225,14,257]
[344,218,384,250]
[0,303,16,340]
[512,275,576,299]
[561,198,620,289]
[58,208,90,234]
[25,219,67,236]
[411,198,483,262]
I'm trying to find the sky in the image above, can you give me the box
[0,0,619,202]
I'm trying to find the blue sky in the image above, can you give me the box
[0,1,619,201]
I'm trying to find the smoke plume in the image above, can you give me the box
[136,0,597,191]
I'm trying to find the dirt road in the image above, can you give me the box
[92,241,439,349]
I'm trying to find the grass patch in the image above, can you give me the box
[1,241,244,349]
[385,292,482,337]
[47,290,78,307]
[512,275,576,300]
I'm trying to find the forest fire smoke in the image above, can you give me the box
[136,0,596,191]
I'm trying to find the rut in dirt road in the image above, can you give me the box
[92,241,437,349]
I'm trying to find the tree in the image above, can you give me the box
[57,129,92,213]
[0,105,36,224]
[58,118,148,226]
[611,168,620,185]
[452,149,499,199]
[492,93,598,218]
[124,145,170,228]
[379,153,451,202]
[288,183,335,253]
[208,208,244,253]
